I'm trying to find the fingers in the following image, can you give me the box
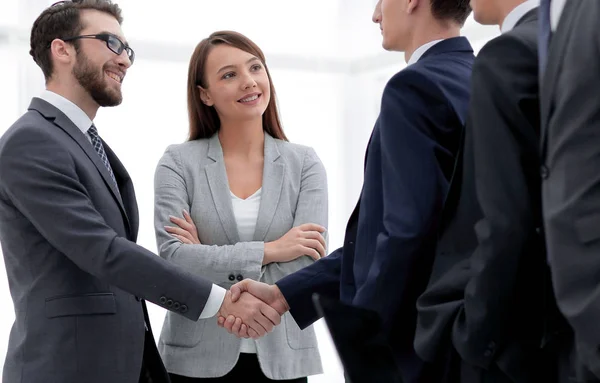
[301,238,326,258]
[182,210,195,227]
[302,230,327,252]
[231,317,243,334]
[169,215,193,231]
[239,324,249,338]
[260,302,282,326]
[224,315,236,332]
[165,225,193,241]
[172,234,193,245]
[230,280,250,302]
[298,223,326,233]
[217,316,225,327]
[248,327,259,339]
[251,313,273,335]
[297,244,321,261]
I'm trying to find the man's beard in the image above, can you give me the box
[73,51,123,107]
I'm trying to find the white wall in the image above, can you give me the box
[0,0,499,381]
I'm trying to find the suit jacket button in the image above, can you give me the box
[236,274,243,281]
[173,302,180,310]
[540,165,549,179]
[180,305,188,313]
[166,299,174,307]
[228,274,235,281]
[159,296,167,305]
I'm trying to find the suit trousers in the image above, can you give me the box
[169,353,307,383]
[140,328,171,383]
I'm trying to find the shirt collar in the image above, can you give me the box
[407,39,445,66]
[39,90,93,135]
[501,0,540,33]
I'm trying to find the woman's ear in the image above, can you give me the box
[198,86,214,106]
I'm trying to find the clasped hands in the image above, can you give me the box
[217,279,290,339]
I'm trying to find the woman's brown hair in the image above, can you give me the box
[187,31,287,141]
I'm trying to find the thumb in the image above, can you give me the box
[230,279,250,302]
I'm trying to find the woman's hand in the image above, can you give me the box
[263,223,326,264]
[165,210,201,245]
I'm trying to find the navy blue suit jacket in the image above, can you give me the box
[277,37,474,382]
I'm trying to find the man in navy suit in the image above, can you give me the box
[221,0,473,381]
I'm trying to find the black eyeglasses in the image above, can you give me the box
[61,33,135,64]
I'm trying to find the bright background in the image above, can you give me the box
[0,0,499,381]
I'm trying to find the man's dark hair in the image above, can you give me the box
[30,0,123,80]
[430,0,472,26]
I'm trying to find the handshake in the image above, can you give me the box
[216,279,290,339]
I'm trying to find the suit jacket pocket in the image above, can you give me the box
[160,311,207,348]
[45,293,116,318]
[575,213,600,245]
[284,312,317,350]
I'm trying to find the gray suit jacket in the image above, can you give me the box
[0,98,214,383]
[154,133,326,379]
[541,0,600,380]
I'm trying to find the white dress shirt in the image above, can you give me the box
[501,0,540,33]
[407,39,444,66]
[38,90,226,320]
[551,0,567,31]
[230,188,262,353]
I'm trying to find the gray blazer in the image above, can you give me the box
[154,133,327,379]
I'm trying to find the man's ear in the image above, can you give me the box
[49,39,75,66]
[407,0,420,14]
[198,86,214,106]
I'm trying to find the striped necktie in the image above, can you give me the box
[88,124,118,188]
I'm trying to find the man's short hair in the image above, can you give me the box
[431,0,472,26]
[30,0,123,80]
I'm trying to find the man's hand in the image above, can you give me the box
[217,279,290,337]
[217,289,281,339]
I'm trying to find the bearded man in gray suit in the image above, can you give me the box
[0,1,280,383]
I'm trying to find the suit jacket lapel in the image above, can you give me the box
[205,134,240,243]
[540,0,581,155]
[254,134,284,241]
[29,98,132,233]
[103,142,136,239]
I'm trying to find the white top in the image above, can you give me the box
[551,0,567,31]
[230,187,262,353]
[501,0,540,33]
[407,39,444,66]
[37,90,227,319]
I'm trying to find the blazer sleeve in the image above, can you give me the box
[154,146,265,286]
[452,35,543,368]
[351,70,453,331]
[268,147,329,274]
[0,127,213,321]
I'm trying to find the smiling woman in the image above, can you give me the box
[152,31,328,383]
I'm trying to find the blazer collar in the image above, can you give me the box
[419,36,474,62]
[205,132,284,243]
[27,97,132,234]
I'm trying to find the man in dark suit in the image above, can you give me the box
[0,2,280,383]
[539,0,600,380]
[414,0,566,381]
[220,0,474,381]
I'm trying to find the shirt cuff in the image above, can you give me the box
[199,284,226,319]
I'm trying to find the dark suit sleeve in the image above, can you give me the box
[276,246,343,329]
[452,34,542,367]
[543,8,600,376]
[0,127,213,321]
[351,71,452,329]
